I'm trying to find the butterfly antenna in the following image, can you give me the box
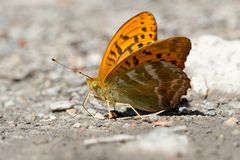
[51,58,93,79]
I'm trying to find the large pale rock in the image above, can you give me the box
[185,35,240,96]
[121,126,189,156]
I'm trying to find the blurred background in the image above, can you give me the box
[0,0,240,73]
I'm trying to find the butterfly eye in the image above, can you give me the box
[92,81,98,87]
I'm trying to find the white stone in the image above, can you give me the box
[121,126,189,156]
[72,122,81,128]
[49,101,73,111]
[4,100,15,107]
[185,35,240,95]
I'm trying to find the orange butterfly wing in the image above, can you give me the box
[98,11,157,85]
[104,37,191,83]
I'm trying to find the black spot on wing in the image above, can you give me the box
[121,35,129,40]
[143,50,152,55]
[142,27,147,32]
[127,47,133,53]
[120,66,128,71]
[138,43,143,48]
[110,51,117,58]
[124,44,134,53]
[115,43,123,55]
[107,57,115,63]
[156,53,162,58]
[134,35,139,43]
[133,56,139,66]
[125,61,130,67]
[171,60,177,65]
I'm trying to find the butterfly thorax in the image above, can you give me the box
[86,78,113,101]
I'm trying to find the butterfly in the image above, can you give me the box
[83,11,191,115]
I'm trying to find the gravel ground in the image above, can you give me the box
[0,0,240,160]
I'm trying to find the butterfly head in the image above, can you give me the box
[86,78,106,100]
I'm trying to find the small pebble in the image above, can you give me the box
[198,100,218,116]
[49,115,57,121]
[233,142,240,148]
[153,119,173,127]
[40,115,57,122]
[223,117,239,127]
[206,130,213,134]
[72,122,81,128]
[88,125,96,129]
[123,123,131,128]
[66,109,80,118]
[25,113,37,122]
[4,100,15,107]
[206,110,216,117]
[50,101,73,111]
[37,113,46,118]
[179,107,188,114]
[218,134,225,140]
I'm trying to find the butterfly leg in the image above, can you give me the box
[113,102,116,110]
[127,104,142,119]
[106,100,113,126]
[79,92,95,118]
[153,110,165,115]
[106,100,112,118]
[105,101,121,119]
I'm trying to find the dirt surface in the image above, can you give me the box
[0,0,240,160]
